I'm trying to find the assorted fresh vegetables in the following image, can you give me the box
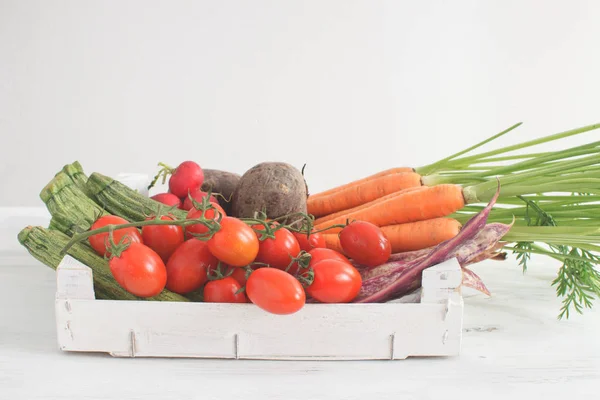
[16,121,600,319]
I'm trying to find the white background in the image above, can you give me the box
[2,3,600,397]
[2,0,600,206]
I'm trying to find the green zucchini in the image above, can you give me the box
[18,226,189,302]
[57,161,93,198]
[40,171,108,235]
[86,172,187,222]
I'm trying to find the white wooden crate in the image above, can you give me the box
[54,256,464,360]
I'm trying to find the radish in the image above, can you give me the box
[182,189,219,211]
[148,161,204,199]
[150,193,182,209]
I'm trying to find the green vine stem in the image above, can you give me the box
[104,224,132,259]
[267,211,348,235]
[147,162,174,190]
[60,214,221,256]
[286,250,311,273]
[60,204,345,258]
[296,268,314,287]
[206,261,234,281]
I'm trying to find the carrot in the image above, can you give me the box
[380,218,462,253]
[322,234,346,255]
[313,186,427,226]
[315,184,465,234]
[307,172,422,217]
[309,167,414,200]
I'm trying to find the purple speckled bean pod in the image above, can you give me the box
[353,184,502,303]
[388,248,432,263]
[461,266,491,296]
[358,259,412,281]
[463,243,507,266]
[452,222,513,265]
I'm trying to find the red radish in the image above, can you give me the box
[150,193,182,209]
[182,189,219,211]
[169,161,204,198]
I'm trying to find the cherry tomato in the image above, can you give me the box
[165,238,218,294]
[109,243,167,297]
[185,203,226,239]
[206,264,253,301]
[308,247,351,267]
[141,216,184,263]
[230,266,251,286]
[204,277,247,303]
[182,189,220,211]
[88,215,143,257]
[293,231,326,253]
[150,193,182,209]
[246,268,305,315]
[255,227,301,270]
[339,221,391,267]
[208,217,259,267]
[168,161,204,199]
[306,259,362,303]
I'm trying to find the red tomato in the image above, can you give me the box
[185,203,226,239]
[246,268,305,314]
[208,217,259,267]
[165,238,218,294]
[255,227,301,270]
[169,161,204,198]
[308,247,351,267]
[204,277,247,303]
[109,243,167,297]
[207,265,253,302]
[88,215,143,257]
[339,221,391,267]
[182,189,219,211]
[306,259,362,303]
[150,193,182,209]
[293,231,326,252]
[141,216,184,263]
[230,267,251,286]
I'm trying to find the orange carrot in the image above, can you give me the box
[307,172,422,217]
[309,167,414,200]
[322,234,346,255]
[313,186,427,226]
[315,184,465,234]
[380,218,462,253]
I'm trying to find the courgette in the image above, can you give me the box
[18,226,189,302]
[57,161,93,198]
[86,172,187,222]
[40,171,108,235]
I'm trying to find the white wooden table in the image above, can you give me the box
[1,208,598,399]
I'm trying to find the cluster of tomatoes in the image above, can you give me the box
[87,160,393,315]
[87,205,391,315]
